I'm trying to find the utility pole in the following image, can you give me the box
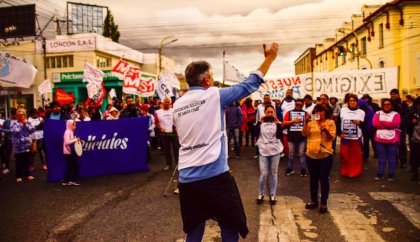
[158,35,177,76]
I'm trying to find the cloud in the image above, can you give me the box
[5,0,386,79]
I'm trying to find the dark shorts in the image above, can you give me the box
[179,171,249,238]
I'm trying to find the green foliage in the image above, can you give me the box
[103,10,120,43]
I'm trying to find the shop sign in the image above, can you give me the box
[60,70,119,82]
[46,37,95,53]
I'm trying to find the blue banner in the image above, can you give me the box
[44,118,150,182]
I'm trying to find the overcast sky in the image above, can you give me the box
[4,0,388,80]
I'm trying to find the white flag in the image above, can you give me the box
[108,88,117,103]
[157,77,174,100]
[160,67,180,90]
[223,60,246,84]
[83,63,104,84]
[0,52,37,88]
[38,79,52,95]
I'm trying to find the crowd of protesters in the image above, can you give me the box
[0,87,418,209]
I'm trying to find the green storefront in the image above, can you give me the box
[54,70,155,111]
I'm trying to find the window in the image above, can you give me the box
[46,55,74,69]
[379,23,384,48]
[96,56,111,68]
[361,37,367,56]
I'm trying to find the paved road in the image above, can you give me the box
[0,145,419,242]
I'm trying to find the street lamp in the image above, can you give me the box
[337,28,372,69]
[158,35,178,75]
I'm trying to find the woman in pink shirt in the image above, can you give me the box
[62,120,81,186]
[372,98,401,181]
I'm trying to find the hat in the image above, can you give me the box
[390,88,399,94]
[109,107,119,113]
[140,104,150,111]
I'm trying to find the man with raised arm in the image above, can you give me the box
[173,43,279,242]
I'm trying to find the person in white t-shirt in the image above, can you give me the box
[155,97,179,171]
[255,104,283,205]
[173,43,279,241]
[337,94,365,177]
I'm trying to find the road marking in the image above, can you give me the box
[329,193,384,242]
[46,191,121,242]
[258,196,313,242]
[369,192,420,229]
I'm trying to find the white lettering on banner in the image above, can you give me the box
[81,132,128,151]
[46,37,95,53]
[258,67,398,100]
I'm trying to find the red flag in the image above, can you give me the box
[55,88,75,105]
[112,59,131,80]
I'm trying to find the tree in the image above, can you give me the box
[103,10,120,43]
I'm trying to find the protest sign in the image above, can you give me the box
[44,118,150,182]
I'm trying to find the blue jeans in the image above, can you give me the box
[376,142,397,177]
[227,128,240,156]
[186,222,239,242]
[258,153,280,195]
[287,141,306,169]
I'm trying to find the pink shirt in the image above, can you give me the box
[372,111,401,144]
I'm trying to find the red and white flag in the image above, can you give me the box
[112,59,131,80]
[122,66,156,97]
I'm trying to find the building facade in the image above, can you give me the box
[1,33,176,115]
[294,0,420,96]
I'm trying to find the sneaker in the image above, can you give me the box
[254,155,258,159]
[374,176,384,181]
[62,181,71,186]
[234,155,242,159]
[69,181,80,186]
[157,146,161,150]
[27,176,35,181]
[16,178,23,183]
[42,165,48,170]
[163,166,170,171]
[285,168,295,176]
[2,168,10,175]
[269,195,277,205]
[387,177,395,182]
[300,169,307,177]
[256,194,264,205]
[173,188,179,194]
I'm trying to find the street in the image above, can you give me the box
[0,144,419,242]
